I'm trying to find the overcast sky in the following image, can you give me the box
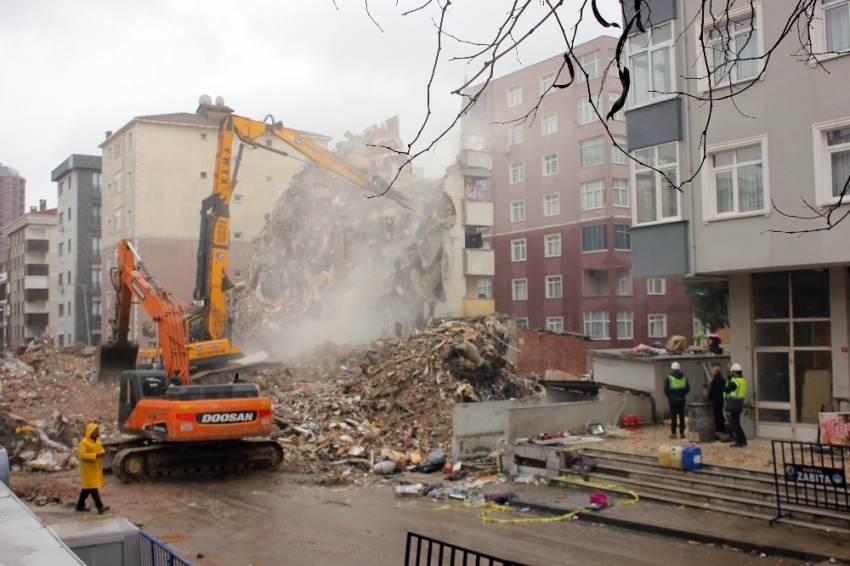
[1,1,619,208]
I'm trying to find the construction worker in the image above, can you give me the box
[725,363,748,447]
[664,361,690,439]
[75,423,110,514]
[708,366,728,439]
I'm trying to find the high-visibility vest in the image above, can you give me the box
[668,374,687,389]
[725,376,748,399]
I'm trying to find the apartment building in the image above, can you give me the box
[461,36,693,347]
[0,263,8,350]
[99,97,330,341]
[50,155,102,347]
[5,201,57,349]
[0,164,27,262]
[625,0,850,440]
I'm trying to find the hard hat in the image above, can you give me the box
[670,362,681,370]
[731,363,742,372]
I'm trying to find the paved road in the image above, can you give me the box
[33,471,787,565]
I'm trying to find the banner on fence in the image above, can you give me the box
[784,463,846,487]
[819,412,850,445]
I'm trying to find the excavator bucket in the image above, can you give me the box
[95,341,140,383]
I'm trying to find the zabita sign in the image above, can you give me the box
[784,463,846,487]
[819,412,850,445]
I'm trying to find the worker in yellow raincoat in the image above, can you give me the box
[75,422,110,514]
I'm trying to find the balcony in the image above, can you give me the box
[462,150,493,172]
[463,298,495,317]
[24,289,48,302]
[25,313,48,327]
[24,264,48,276]
[462,199,494,227]
[463,249,494,276]
[24,239,49,253]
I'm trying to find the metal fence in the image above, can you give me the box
[140,531,193,566]
[771,440,850,525]
[404,532,529,566]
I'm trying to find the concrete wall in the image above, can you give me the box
[452,397,542,461]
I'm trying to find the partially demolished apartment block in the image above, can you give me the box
[460,35,694,346]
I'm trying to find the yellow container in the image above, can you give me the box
[671,446,684,470]
[658,445,672,468]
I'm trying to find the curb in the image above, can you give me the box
[514,499,846,564]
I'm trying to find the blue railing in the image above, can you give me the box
[140,531,193,566]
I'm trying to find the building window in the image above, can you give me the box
[92,204,101,222]
[617,268,632,295]
[581,223,607,253]
[580,180,606,211]
[510,124,523,145]
[233,194,243,203]
[114,207,122,231]
[200,172,207,179]
[510,162,525,184]
[127,132,133,150]
[612,135,628,164]
[634,142,679,224]
[516,317,529,329]
[584,311,610,339]
[58,242,63,256]
[58,181,63,196]
[647,278,666,295]
[127,209,133,228]
[127,170,133,189]
[92,301,102,317]
[58,303,64,317]
[469,91,488,117]
[477,277,492,299]
[544,194,560,216]
[114,141,121,156]
[576,50,601,82]
[508,85,522,107]
[543,153,559,176]
[613,179,630,207]
[544,234,561,257]
[92,172,101,192]
[58,212,63,226]
[705,137,767,218]
[512,278,528,301]
[617,311,634,339]
[609,91,625,121]
[92,237,101,255]
[200,133,207,140]
[511,239,527,262]
[823,0,850,52]
[511,200,526,223]
[114,171,122,194]
[468,134,486,151]
[58,273,63,287]
[706,12,760,87]
[542,112,557,135]
[579,136,605,168]
[649,314,667,338]
[577,96,599,125]
[814,118,850,205]
[629,22,674,106]
[233,232,243,240]
[67,238,72,253]
[546,317,564,332]
[92,268,102,291]
[546,275,563,299]
[614,223,631,250]
[540,71,556,95]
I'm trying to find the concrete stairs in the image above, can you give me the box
[551,447,850,534]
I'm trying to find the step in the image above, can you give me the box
[552,476,850,535]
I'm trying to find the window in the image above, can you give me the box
[68,207,72,221]
[114,141,121,156]
[579,136,604,167]
[233,194,243,203]
[114,207,122,232]
[67,238,72,253]
[649,314,667,338]
[546,275,563,299]
[580,180,606,211]
[468,134,486,151]
[106,218,111,235]
[510,162,525,183]
[58,303,64,317]
[58,181,63,196]
[67,302,71,316]
[510,124,523,145]
[511,239,527,262]
[469,91,487,117]
[540,72,556,95]
[544,194,560,216]
[581,223,607,252]
[233,232,243,240]
[814,118,850,205]
[92,204,101,222]
[200,172,207,179]
[823,0,850,52]
[92,301,102,317]
[609,91,625,121]
[614,224,631,250]
[516,318,529,329]
[546,317,564,332]
[576,50,601,82]
[234,270,244,278]
[578,96,599,125]
[127,170,133,189]
[92,268,102,291]
[477,277,492,299]
[544,234,561,257]
[200,133,207,140]
[67,270,71,284]
[92,172,101,192]
[127,132,133,150]
[511,200,526,223]
[127,209,133,228]
[827,126,850,198]
[617,269,632,295]
[543,153,559,176]
[706,138,766,217]
[611,135,628,164]
[617,311,634,340]
[584,311,610,339]
[114,171,121,194]
[706,12,760,87]
[542,112,557,135]
[613,179,630,207]
[634,142,679,224]
[58,242,63,256]
[512,278,528,301]
[58,212,63,226]
[647,278,666,295]
[92,237,101,255]
[508,85,522,107]
[58,273,63,287]
[629,22,674,106]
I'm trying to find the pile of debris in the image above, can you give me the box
[246,315,540,478]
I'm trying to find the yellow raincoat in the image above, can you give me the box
[78,422,104,489]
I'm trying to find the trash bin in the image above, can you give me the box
[687,402,715,442]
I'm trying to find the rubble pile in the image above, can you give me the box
[247,315,541,477]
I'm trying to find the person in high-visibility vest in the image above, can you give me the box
[664,362,691,439]
[724,363,749,447]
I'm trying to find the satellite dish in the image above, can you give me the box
[215,96,225,106]
[198,94,212,106]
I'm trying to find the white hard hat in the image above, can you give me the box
[670,362,681,370]
[730,363,742,372]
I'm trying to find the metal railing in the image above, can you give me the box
[140,531,193,566]
[404,532,528,566]
[771,440,850,525]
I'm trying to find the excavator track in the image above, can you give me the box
[111,439,283,483]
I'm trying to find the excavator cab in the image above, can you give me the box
[96,340,140,383]
[118,370,170,428]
